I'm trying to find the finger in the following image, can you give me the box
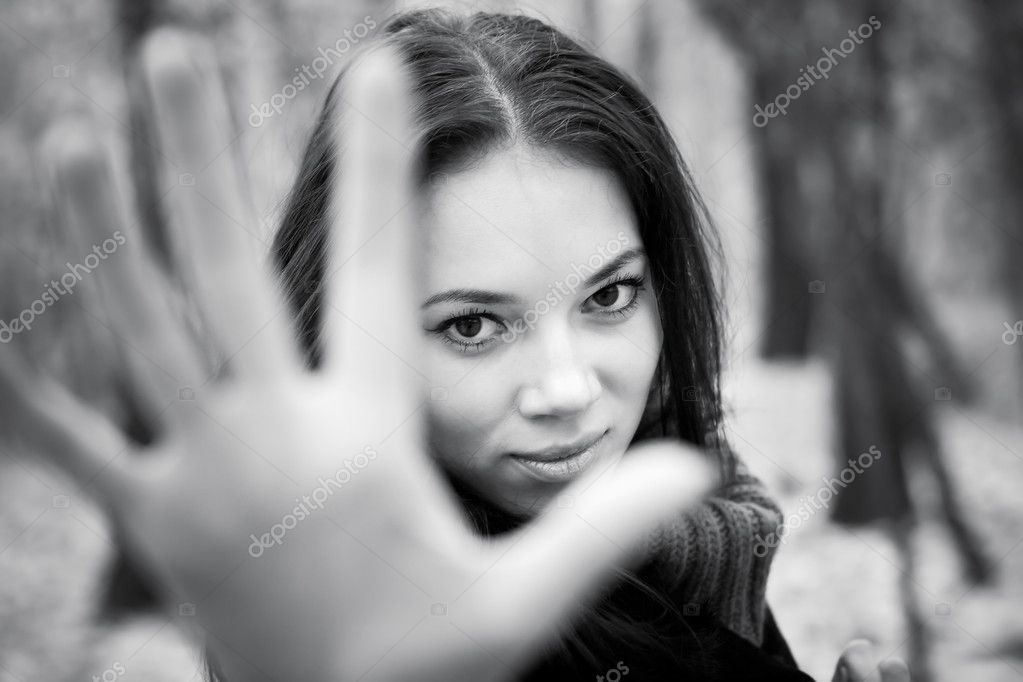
[142,29,300,380]
[40,120,206,409]
[834,639,883,682]
[0,345,138,505]
[879,658,910,682]
[325,46,426,419]
[468,441,718,658]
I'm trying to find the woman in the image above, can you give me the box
[1,7,908,682]
[269,8,802,680]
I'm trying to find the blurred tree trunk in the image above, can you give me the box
[633,1,659,95]
[817,1,913,524]
[693,2,994,678]
[969,0,1023,393]
[591,0,660,98]
[580,0,598,45]
[751,64,815,358]
[816,5,987,591]
[690,0,820,359]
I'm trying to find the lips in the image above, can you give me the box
[508,430,608,483]
[511,431,607,462]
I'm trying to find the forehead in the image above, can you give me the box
[421,146,640,288]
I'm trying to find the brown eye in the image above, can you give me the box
[432,308,505,354]
[591,285,621,308]
[453,317,482,338]
[582,276,645,318]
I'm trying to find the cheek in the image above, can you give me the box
[423,349,513,467]
[602,302,663,398]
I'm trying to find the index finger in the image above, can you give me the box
[325,47,426,419]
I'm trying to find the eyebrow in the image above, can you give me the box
[420,247,646,308]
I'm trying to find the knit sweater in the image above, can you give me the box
[645,450,783,646]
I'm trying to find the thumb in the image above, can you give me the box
[471,440,717,660]
[833,639,884,682]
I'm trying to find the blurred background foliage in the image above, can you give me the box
[0,0,1020,680]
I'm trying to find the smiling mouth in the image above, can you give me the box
[508,430,608,483]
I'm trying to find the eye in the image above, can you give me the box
[449,316,501,341]
[591,285,624,308]
[431,308,506,354]
[452,318,482,338]
[582,275,645,317]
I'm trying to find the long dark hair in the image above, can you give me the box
[213,7,734,680]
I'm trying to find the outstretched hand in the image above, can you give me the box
[832,639,911,682]
[0,30,716,682]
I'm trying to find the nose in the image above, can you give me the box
[516,331,602,418]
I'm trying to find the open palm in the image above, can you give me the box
[0,30,716,682]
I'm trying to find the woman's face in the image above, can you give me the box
[419,146,663,517]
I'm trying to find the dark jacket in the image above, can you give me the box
[520,569,813,682]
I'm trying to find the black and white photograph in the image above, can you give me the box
[0,1,1020,680]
